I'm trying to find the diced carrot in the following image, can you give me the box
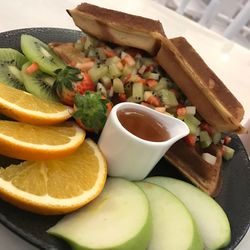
[103,47,116,58]
[184,134,197,146]
[176,107,187,117]
[118,93,127,102]
[25,62,39,74]
[106,102,113,114]
[146,79,158,88]
[146,95,161,107]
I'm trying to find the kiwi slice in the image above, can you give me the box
[0,48,28,90]
[21,34,65,76]
[22,62,59,102]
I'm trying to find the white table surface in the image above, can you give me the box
[0,0,249,249]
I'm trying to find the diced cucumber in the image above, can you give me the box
[109,63,122,78]
[96,48,107,60]
[113,78,124,93]
[105,56,121,66]
[222,145,235,160]
[96,82,107,97]
[184,118,198,135]
[212,132,222,145]
[200,131,212,148]
[84,36,98,50]
[145,72,160,80]
[186,106,196,115]
[132,83,144,103]
[122,64,134,76]
[185,114,201,127]
[88,65,108,83]
[127,96,136,102]
[202,153,217,165]
[101,75,112,88]
[87,48,96,57]
[152,77,167,91]
[157,89,178,107]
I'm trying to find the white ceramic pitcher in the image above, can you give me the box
[98,102,190,180]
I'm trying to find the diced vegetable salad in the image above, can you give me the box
[52,35,234,161]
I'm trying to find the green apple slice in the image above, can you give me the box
[146,177,231,250]
[136,181,203,250]
[48,178,151,250]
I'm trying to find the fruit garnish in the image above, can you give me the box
[0,48,28,90]
[21,62,59,102]
[48,178,151,249]
[0,139,107,215]
[0,82,72,125]
[54,66,95,106]
[0,120,85,160]
[73,91,112,133]
[21,34,65,76]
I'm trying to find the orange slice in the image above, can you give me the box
[0,120,85,160]
[0,139,107,215]
[0,82,72,125]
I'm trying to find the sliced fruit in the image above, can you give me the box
[21,34,65,76]
[0,139,106,214]
[146,177,231,250]
[136,181,203,250]
[0,120,85,160]
[21,62,59,102]
[48,178,151,249]
[0,48,28,90]
[0,82,72,125]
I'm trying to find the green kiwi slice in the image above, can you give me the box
[21,62,59,102]
[21,34,65,76]
[0,48,28,90]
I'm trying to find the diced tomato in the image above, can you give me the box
[176,107,187,117]
[118,93,127,102]
[146,79,157,88]
[106,102,113,114]
[25,62,39,74]
[200,122,214,135]
[184,134,197,146]
[223,136,232,145]
[145,65,154,72]
[146,95,161,107]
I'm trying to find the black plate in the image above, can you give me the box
[0,28,250,250]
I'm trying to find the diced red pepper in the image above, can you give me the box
[184,134,197,146]
[118,93,127,102]
[146,95,161,107]
[223,136,232,145]
[25,62,39,74]
[176,107,187,117]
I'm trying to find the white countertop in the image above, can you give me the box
[0,0,249,249]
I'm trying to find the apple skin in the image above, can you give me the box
[48,178,152,250]
[146,176,231,250]
[136,181,203,250]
